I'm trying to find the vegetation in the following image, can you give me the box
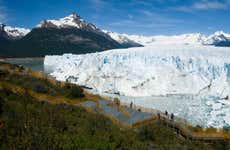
[1,70,85,99]
[1,89,228,150]
[0,89,145,149]
[64,83,84,98]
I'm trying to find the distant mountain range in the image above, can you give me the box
[1,12,230,58]
[0,13,141,58]
[106,31,230,47]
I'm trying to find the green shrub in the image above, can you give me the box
[138,125,155,141]
[66,85,84,98]
[32,81,49,93]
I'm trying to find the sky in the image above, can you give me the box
[1,0,230,35]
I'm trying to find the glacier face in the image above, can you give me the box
[44,44,230,128]
[45,44,230,97]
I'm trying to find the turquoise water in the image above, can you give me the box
[5,58,44,71]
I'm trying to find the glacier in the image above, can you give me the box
[105,30,230,47]
[44,44,230,128]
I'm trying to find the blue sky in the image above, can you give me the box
[1,0,230,35]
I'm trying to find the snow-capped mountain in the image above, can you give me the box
[37,13,99,32]
[108,31,230,47]
[0,13,125,57]
[0,24,30,39]
[103,30,143,47]
[202,31,230,46]
[1,12,230,58]
[4,26,30,39]
[125,33,206,46]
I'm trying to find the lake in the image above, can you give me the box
[5,58,45,72]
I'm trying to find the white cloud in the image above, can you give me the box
[0,0,6,23]
[140,10,183,24]
[172,0,230,12]
[90,0,107,9]
[193,0,227,10]
[129,0,152,6]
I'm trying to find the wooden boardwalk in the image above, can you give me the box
[120,101,230,143]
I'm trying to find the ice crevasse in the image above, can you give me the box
[44,44,230,98]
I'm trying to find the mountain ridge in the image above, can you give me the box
[108,31,230,46]
[1,13,230,57]
[0,13,126,57]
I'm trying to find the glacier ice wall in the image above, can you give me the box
[44,44,230,98]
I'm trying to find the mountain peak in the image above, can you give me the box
[36,13,98,31]
[214,30,225,36]
[0,24,30,39]
[69,12,81,19]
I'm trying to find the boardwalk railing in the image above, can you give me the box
[118,101,230,142]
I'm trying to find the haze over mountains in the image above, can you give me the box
[1,12,230,57]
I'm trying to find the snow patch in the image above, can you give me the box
[4,26,30,38]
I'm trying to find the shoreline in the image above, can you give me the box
[3,57,44,60]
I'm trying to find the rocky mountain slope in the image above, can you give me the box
[0,13,127,57]
[103,30,143,48]
[0,24,30,40]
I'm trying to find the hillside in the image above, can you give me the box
[0,13,126,57]
[5,27,121,57]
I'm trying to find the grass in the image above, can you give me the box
[1,89,227,150]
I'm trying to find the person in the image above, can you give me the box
[171,113,174,121]
[165,111,168,116]
[130,101,133,109]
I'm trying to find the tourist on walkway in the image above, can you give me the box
[171,113,174,121]
[130,101,133,109]
[165,111,168,116]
